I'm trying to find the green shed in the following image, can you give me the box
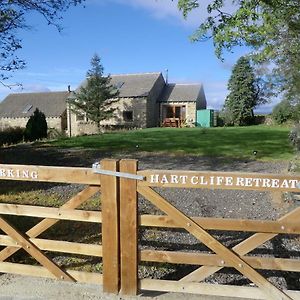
[196,109,214,127]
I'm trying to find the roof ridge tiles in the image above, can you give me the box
[169,83,202,86]
[8,91,68,96]
[110,72,161,77]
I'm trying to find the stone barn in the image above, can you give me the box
[0,92,69,132]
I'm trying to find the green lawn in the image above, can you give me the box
[46,125,294,161]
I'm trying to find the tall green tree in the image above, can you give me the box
[0,0,84,84]
[69,54,119,132]
[177,0,300,102]
[25,108,48,141]
[223,56,264,126]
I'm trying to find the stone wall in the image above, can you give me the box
[68,97,148,136]
[0,116,65,131]
[105,97,147,128]
[0,118,28,130]
[185,102,197,125]
[47,117,65,131]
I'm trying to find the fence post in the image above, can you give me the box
[101,159,120,294]
[119,159,138,295]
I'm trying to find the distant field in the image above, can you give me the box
[46,125,294,161]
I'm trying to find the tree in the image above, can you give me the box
[272,100,300,124]
[68,54,119,132]
[0,0,84,84]
[25,108,48,141]
[272,100,293,124]
[223,56,264,126]
[177,0,300,102]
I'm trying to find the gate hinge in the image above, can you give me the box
[92,162,144,181]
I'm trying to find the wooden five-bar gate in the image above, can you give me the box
[0,159,300,300]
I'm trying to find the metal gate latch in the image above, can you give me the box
[92,162,144,181]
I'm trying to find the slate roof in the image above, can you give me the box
[0,92,69,118]
[158,83,203,103]
[76,72,162,98]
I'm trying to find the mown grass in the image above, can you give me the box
[46,125,294,161]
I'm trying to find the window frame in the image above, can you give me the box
[123,110,133,122]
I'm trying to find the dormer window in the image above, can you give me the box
[115,82,124,89]
[22,104,33,114]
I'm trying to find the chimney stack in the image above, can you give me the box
[165,69,168,85]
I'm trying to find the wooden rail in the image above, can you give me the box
[0,203,102,222]
[140,214,300,233]
[140,250,300,272]
[138,169,300,192]
[0,262,103,284]
[140,280,300,299]
[0,164,100,184]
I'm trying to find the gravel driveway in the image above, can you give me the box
[0,144,299,299]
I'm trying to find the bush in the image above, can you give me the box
[272,100,300,124]
[218,109,234,126]
[24,108,48,141]
[0,127,25,146]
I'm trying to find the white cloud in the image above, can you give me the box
[103,0,237,29]
[101,0,210,28]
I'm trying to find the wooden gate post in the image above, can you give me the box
[101,159,120,294]
[119,159,138,295]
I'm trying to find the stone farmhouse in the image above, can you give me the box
[0,72,207,136]
[0,92,69,132]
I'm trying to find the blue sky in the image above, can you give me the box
[0,0,275,112]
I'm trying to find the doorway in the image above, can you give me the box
[162,105,186,127]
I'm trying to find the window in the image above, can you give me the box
[166,106,174,118]
[163,105,186,119]
[76,114,84,121]
[22,104,33,114]
[115,82,124,89]
[123,111,133,122]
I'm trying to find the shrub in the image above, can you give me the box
[272,100,300,124]
[0,127,25,146]
[24,108,48,141]
[218,109,234,126]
